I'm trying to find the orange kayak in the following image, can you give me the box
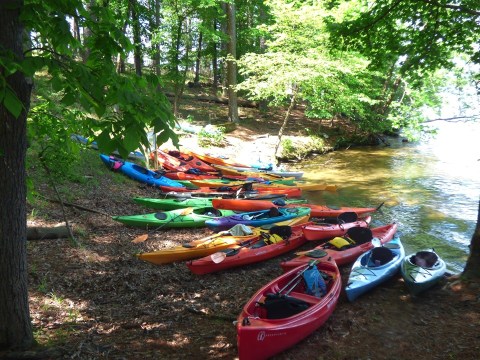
[150,149,217,173]
[183,149,250,168]
[212,199,382,217]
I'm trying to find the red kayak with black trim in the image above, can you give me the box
[281,223,398,271]
[302,214,372,241]
[212,198,382,217]
[186,222,311,275]
[236,256,341,360]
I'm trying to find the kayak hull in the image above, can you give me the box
[400,250,446,295]
[212,199,379,217]
[281,223,398,271]
[345,237,405,302]
[100,154,184,188]
[302,216,372,241]
[112,207,236,228]
[205,207,311,232]
[187,222,311,275]
[236,257,341,360]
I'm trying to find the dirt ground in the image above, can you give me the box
[4,100,480,360]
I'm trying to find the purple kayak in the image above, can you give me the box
[204,207,311,232]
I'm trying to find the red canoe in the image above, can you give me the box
[302,215,372,241]
[212,198,382,217]
[281,223,398,271]
[187,222,311,275]
[236,257,341,360]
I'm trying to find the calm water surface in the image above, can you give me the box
[295,121,480,273]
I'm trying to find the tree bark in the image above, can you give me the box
[194,31,203,86]
[212,19,219,90]
[225,2,239,123]
[463,198,480,279]
[273,87,298,165]
[130,0,143,76]
[0,0,34,349]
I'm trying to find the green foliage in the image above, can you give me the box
[279,135,327,160]
[197,126,225,147]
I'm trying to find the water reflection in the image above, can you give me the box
[296,121,480,273]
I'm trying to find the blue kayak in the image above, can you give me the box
[345,236,405,302]
[100,154,185,188]
[204,206,311,232]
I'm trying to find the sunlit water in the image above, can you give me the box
[295,121,480,273]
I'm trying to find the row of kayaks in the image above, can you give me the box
[99,152,337,198]
[100,150,447,360]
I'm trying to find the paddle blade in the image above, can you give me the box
[211,251,227,264]
[180,207,194,215]
[132,234,149,243]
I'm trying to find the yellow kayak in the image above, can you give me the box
[136,215,310,265]
[212,164,288,180]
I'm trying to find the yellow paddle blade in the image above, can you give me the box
[132,234,149,243]
[180,207,194,215]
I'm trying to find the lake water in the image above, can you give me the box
[295,121,480,274]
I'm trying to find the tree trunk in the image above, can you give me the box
[225,2,239,123]
[194,31,203,86]
[212,19,219,90]
[0,0,34,350]
[82,0,96,63]
[152,0,161,76]
[131,0,143,76]
[257,5,268,113]
[463,198,480,279]
[273,87,298,166]
[220,3,228,97]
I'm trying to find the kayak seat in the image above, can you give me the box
[304,249,328,258]
[337,212,358,224]
[268,207,281,217]
[413,251,438,268]
[269,225,292,240]
[154,212,168,220]
[260,293,310,319]
[346,227,373,245]
[370,247,394,266]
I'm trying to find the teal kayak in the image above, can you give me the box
[400,249,446,295]
[112,207,236,228]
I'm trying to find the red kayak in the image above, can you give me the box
[236,257,341,360]
[212,198,382,217]
[160,186,302,198]
[281,223,398,271]
[187,222,311,275]
[302,214,372,241]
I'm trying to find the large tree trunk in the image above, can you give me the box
[225,2,239,123]
[463,198,480,279]
[0,0,34,350]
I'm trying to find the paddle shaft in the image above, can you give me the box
[277,260,318,294]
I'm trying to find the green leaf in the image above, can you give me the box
[3,87,23,118]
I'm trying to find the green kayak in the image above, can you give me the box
[132,197,308,211]
[112,206,237,228]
